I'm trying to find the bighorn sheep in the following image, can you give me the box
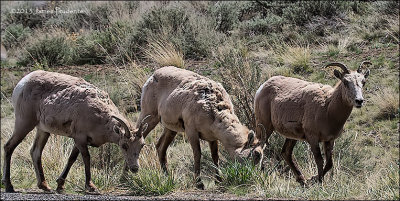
[254,61,371,185]
[2,70,144,193]
[132,66,264,189]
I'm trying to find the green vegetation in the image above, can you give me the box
[1,1,398,199]
[122,169,176,196]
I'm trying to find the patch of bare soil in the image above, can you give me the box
[1,189,286,200]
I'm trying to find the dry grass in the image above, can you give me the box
[277,44,311,73]
[370,87,399,120]
[144,38,185,68]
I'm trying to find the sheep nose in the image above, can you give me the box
[355,99,364,106]
[130,166,139,173]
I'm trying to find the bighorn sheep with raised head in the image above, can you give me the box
[2,70,145,193]
[254,61,371,185]
[132,66,264,189]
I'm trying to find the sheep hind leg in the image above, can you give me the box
[209,141,221,183]
[2,118,37,193]
[281,138,306,186]
[156,128,177,173]
[56,145,80,193]
[30,128,51,192]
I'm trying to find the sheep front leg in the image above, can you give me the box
[75,142,97,192]
[156,128,177,173]
[209,141,221,182]
[56,145,80,193]
[322,140,334,177]
[186,129,204,190]
[309,142,324,184]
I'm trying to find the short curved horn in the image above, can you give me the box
[358,61,372,73]
[136,115,151,138]
[326,62,349,74]
[257,123,267,149]
[112,116,131,138]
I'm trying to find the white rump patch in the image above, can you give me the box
[12,72,33,108]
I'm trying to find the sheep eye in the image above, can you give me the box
[122,143,128,150]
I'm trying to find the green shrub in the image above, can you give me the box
[208,2,243,34]
[1,1,53,29]
[17,32,74,67]
[213,43,262,129]
[282,1,369,26]
[239,14,284,36]
[120,6,223,61]
[122,169,176,196]
[218,159,259,187]
[2,23,31,49]
[45,1,111,32]
[72,21,132,65]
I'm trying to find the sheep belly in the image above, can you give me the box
[271,100,306,140]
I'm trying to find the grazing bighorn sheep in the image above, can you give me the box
[254,61,371,185]
[132,66,264,189]
[2,70,144,193]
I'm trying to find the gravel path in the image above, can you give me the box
[1,189,276,200]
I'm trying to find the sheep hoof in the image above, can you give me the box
[5,185,16,193]
[56,187,65,194]
[196,182,205,190]
[38,181,52,192]
[2,180,16,193]
[86,182,98,193]
[296,177,307,187]
[307,175,322,185]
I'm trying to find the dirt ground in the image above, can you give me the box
[1,189,282,200]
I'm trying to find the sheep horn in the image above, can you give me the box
[326,62,349,74]
[136,115,151,138]
[357,61,372,73]
[112,116,131,138]
[257,123,267,149]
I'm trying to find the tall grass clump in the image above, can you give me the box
[144,38,185,68]
[370,87,399,120]
[277,44,312,74]
[218,160,259,187]
[122,169,176,196]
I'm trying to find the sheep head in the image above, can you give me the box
[326,61,371,108]
[112,116,145,173]
[238,130,264,167]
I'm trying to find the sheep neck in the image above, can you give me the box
[327,82,353,127]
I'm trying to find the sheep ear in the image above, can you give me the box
[334,69,343,79]
[364,69,370,78]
